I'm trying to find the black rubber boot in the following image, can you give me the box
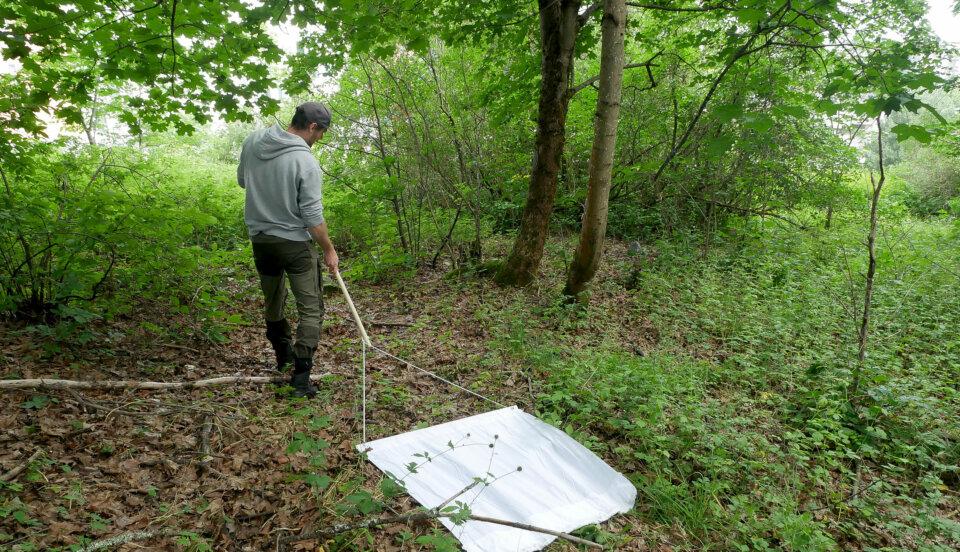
[265,319,294,371]
[290,357,317,398]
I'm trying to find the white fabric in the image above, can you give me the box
[358,406,636,552]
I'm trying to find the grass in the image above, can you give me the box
[465,206,960,550]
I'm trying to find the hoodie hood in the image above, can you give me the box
[255,123,312,160]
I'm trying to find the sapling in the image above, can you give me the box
[850,116,885,400]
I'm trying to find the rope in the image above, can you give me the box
[361,339,367,444]
[366,343,507,409]
[338,270,506,444]
[357,340,507,444]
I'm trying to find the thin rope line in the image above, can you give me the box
[367,343,507,409]
[361,339,368,444]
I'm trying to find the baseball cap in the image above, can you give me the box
[296,101,332,129]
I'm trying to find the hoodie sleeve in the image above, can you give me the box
[236,140,247,188]
[298,165,325,228]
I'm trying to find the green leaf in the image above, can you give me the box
[714,104,743,123]
[12,510,38,526]
[303,473,332,490]
[816,100,841,115]
[890,123,933,144]
[735,8,766,24]
[741,113,774,133]
[908,71,944,90]
[705,134,734,156]
[775,105,808,119]
[20,395,50,410]
[407,35,430,53]
[416,532,460,552]
[379,475,406,499]
[307,416,331,430]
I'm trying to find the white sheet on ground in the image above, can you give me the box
[358,406,636,552]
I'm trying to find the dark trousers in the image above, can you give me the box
[251,235,324,359]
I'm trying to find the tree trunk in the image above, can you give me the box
[850,116,884,399]
[495,0,580,286]
[563,0,626,299]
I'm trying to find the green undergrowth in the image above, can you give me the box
[1,141,253,346]
[480,213,960,550]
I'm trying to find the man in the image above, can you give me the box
[237,102,338,398]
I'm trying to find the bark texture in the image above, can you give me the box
[564,0,627,298]
[496,0,581,286]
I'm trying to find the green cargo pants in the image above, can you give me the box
[251,235,324,359]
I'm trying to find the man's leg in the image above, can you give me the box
[253,241,294,371]
[286,243,325,398]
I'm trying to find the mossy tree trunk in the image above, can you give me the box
[495,0,581,286]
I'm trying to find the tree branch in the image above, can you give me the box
[701,198,807,228]
[626,1,731,12]
[650,1,796,190]
[570,50,662,97]
[578,3,603,28]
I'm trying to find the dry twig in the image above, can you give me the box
[1,450,43,483]
[160,342,201,353]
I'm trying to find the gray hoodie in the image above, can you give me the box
[237,123,324,241]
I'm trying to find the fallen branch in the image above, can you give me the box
[161,342,201,353]
[467,514,601,548]
[0,373,330,391]
[280,511,425,546]
[367,319,413,327]
[1,450,43,483]
[337,313,414,327]
[76,528,184,551]
[280,510,601,549]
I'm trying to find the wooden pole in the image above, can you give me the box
[333,269,372,346]
[0,373,329,391]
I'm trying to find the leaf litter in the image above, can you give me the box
[0,243,656,550]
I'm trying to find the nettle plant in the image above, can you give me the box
[287,417,523,550]
[286,406,334,494]
[369,433,523,549]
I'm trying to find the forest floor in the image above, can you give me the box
[0,240,664,552]
[1,222,959,552]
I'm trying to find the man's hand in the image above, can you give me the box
[323,247,339,274]
[306,222,339,274]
